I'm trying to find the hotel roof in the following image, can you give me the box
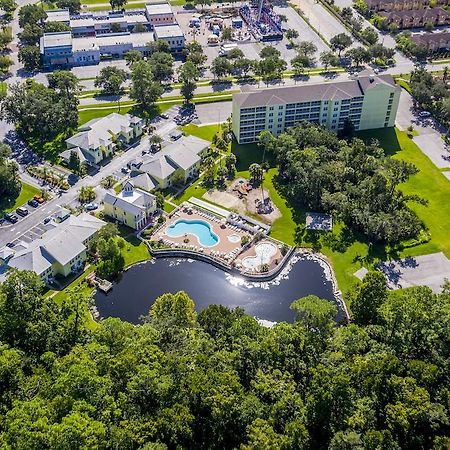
[233,74,398,109]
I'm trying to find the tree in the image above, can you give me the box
[0,27,12,50]
[0,0,17,20]
[94,66,128,95]
[227,47,244,59]
[110,0,127,11]
[221,26,232,41]
[18,23,42,46]
[180,81,196,104]
[249,163,263,186]
[351,271,387,325]
[346,46,371,66]
[124,49,142,66]
[0,55,12,75]
[133,22,147,33]
[211,57,232,79]
[225,153,236,177]
[130,60,164,109]
[155,191,164,210]
[360,27,379,45]
[193,0,211,10]
[259,46,281,59]
[149,133,163,150]
[78,186,96,203]
[18,45,40,72]
[285,29,299,41]
[44,21,71,33]
[97,238,125,279]
[110,22,122,33]
[320,51,340,71]
[18,4,46,28]
[177,61,199,83]
[0,143,20,198]
[1,81,78,143]
[297,41,317,58]
[68,150,81,174]
[47,70,80,99]
[330,33,353,56]
[148,291,197,328]
[55,0,81,13]
[147,39,171,55]
[149,51,174,82]
[233,57,254,76]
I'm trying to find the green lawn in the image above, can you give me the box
[0,182,40,215]
[180,124,220,142]
[118,233,151,268]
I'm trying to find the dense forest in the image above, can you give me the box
[259,123,423,244]
[0,270,450,449]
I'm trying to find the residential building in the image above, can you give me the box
[145,3,176,27]
[411,31,450,51]
[379,7,450,28]
[129,135,209,189]
[0,213,105,285]
[366,0,448,12]
[61,113,144,166]
[232,72,401,144]
[103,180,156,229]
[153,24,185,52]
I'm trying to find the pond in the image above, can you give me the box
[94,255,345,325]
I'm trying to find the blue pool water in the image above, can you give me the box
[167,219,219,247]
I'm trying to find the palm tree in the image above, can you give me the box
[249,163,263,186]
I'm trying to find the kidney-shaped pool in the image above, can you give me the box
[94,255,345,324]
[166,219,219,247]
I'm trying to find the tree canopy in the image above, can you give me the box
[0,270,450,448]
[260,122,423,244]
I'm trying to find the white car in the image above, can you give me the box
[418,111,431,118]
[85,203,98,211]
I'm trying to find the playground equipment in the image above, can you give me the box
[239,0,283,41]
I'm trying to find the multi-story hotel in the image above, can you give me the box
[232,73,401,144]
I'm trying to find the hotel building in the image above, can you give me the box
[232,73,401,144]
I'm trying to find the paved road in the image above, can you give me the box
[0,114,178,247]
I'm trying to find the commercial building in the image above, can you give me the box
[232,73,401,144]
[129,135,209,190]
[103,180,156,230]
[40,31,156,67]
[46,8,70,25]
[62,113,144,166]
[153,24,185,51]
[145,3,176,27]
[0,213,105,285]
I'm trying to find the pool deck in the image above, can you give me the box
[149,205,287,274]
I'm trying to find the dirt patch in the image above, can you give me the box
[203,178,282,224]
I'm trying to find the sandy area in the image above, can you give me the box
[203,178,281,224]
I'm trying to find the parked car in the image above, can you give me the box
[121,167,129,174]
[33,195,45,204]
[28,199,39,207]
[5,242,15,248]
[85,202,98,211]
[5,213,18,223]
[160,113,169,119]
[43,217,52,224]
[16,207,28,217]
[418,111,431,118]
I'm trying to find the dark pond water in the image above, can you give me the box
[94,256,344,324]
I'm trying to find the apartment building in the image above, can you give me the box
[411,32,450,51]
[366,0,448,12]
[232,73,401,144]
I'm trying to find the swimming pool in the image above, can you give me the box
[167,219,219,247]
[242,242,278,269]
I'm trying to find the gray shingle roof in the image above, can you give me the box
[233,74,398,109]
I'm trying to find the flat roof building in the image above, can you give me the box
[145,3,175,26]
[232,72,401,143]
[45,8,70,24]
[153,24,184,51]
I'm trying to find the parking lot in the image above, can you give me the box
[174,4,318,69]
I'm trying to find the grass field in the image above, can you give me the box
[0,182,40,215]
